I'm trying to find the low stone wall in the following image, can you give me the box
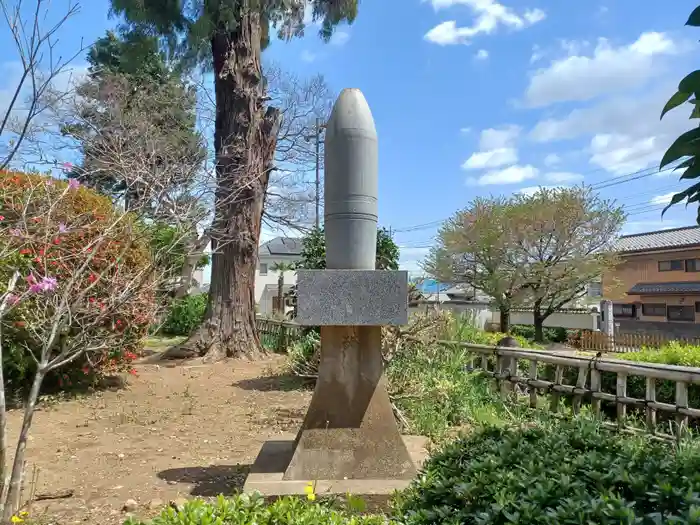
[616,319,700,340]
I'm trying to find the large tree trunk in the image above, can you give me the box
[533,300,545,343]
[499,307,511,334]
[170,7,281,361]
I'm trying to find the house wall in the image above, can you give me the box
[254,254,300,311]
[408,301,598,331]
[615,319,700,339]
[602,248,700,301]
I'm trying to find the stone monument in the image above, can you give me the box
[244,88,425,496]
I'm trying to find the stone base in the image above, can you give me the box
[243,435,428,497]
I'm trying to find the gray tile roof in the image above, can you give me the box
[628,281,700,295]
[259,237,302,256]
[614,226,700,253]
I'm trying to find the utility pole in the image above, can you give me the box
[315,117,322,229]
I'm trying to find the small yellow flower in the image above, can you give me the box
[304,481,316,501]
[10,515,23,523]
[19,512,28,518]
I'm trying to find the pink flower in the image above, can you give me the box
[25,274,36,285]
[62,162,73,171]
[5,294,19,306]
[9,229,21,237]
[58,223,68,233]
[68,178,80,190]
[27,275,57,293]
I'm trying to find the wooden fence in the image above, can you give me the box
[255,317,304,352]
[576,330,700,353]
[255,318,700,440]
[406,335,700,441]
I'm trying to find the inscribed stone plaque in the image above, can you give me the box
[295,270,408,326]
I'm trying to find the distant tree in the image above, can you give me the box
[270,261,295,315]
[299,227,400,270]
[511,187,625,342]
[659,4,700,223]
[423,197,527,333]
[65,30,206,212]
[108,0,358,361]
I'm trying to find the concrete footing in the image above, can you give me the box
[243,435,429,497]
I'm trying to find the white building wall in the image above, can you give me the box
[254,254,301,313]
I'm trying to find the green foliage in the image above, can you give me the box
[109,0,357,72]
[0,171,154,396]
[161,294,208,336]
[510,324,568,343]
[299,227,399,270]
[387,339,529,439]
[660,4,700,222]
[124,493,391,525]
[394,417,700,524]
[65,29,205,208]
[148,223,209,282]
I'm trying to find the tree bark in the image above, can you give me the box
[533,299,545,343]
[276,272,284,314]
[499,307,511,334]
[171,7,281,361]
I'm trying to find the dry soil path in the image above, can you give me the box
[8,355,311,525]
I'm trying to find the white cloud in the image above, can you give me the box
[529,83,694,175]
[424,0,546,46]
[479,124,521,149]
[475,49,489,60]
[589,133,662,175]
[650,192,676,205]
[462,147,517,169]
[460,127,472,134]
[462,124,521,169]
[330,31,350,46]
[530,44,544,64]
[470,164,538,185]
[543,153,560,167]
[300,50,317,62]
[544,171,582,183]
[524,32,677,107]
[622,219,680,235]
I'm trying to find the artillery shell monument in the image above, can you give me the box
[243,88,427,496]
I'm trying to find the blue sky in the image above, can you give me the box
[2,0,700,278]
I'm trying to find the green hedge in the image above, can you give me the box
[393,417,700,524]
[161,294,207,336]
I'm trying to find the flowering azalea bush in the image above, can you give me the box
[0,170,157,395]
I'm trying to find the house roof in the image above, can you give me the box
[628,281,700,295]
[259,237,302,257]
[614,226,700,254]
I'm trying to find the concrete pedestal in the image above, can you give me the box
[243,434,428,497]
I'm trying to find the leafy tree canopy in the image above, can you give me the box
[299,227,400,271]
[108,0,358,70]
[660,4,700,223]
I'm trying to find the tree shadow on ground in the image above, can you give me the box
[234,374,313,392]
[157,464,252,497]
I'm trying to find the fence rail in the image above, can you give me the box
[577,330,700,352]
[256,317,303,352]
[406,335,700,440]
[255,318,700,440]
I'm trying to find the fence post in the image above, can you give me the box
[528,360,538,408]
[572,365,588,414]
[645,377,656,433]
[590,367,601,418]
[676,381,689,441]
[616,372,627,429]
[549,365,564,413]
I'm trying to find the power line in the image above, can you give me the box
[392,164,683,234]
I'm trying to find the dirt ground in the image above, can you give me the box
[7,354,312,525]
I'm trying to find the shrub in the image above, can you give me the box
[0,171,156,396]
[161,293,207,336]
[510,324,569,343]
[393,417,700,524]
[124,493,393,525]
[387,338,530,438]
